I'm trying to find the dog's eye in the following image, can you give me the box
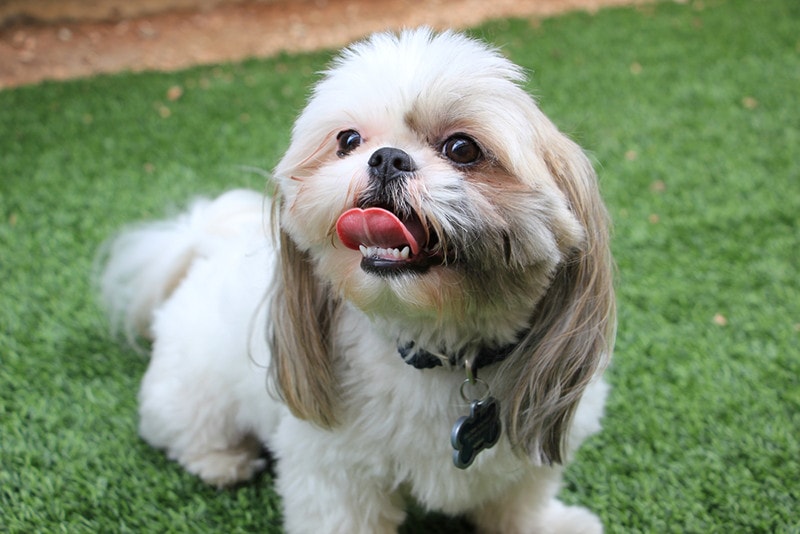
[441,135,482,165]
[336,130,362,158]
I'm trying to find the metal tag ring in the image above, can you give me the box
[459,377,491,403]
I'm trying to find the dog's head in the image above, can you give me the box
[270,28,615,464]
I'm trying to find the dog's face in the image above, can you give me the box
[275,29,590,346]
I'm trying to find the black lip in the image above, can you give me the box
[360,253,443,276]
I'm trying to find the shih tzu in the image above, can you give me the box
[101,28,615,533]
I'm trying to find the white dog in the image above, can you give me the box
[101,28,615,533]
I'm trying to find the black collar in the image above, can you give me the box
[397,339,518,371]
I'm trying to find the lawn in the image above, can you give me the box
[1,0,798,531]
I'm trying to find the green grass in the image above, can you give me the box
[1,0,798,531]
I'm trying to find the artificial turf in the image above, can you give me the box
[1,0,798,531]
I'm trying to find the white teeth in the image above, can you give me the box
[359,245,411,260]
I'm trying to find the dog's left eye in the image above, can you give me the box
[336,130,362,158]
[441,134,482,165]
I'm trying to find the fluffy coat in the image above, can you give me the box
[101,29,615,533]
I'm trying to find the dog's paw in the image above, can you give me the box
[180,439,266,488]
[541,501,603,534]
[474,497,602,534]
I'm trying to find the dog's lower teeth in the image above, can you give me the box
[358,245,411,260]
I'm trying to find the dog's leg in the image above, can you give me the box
[470,467,602,534]
[273,421,406,534]
[278,471,406,534]
[137,342,268,488]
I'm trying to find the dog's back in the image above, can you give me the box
[99,189,265,346]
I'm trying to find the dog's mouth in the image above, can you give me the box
[336,207,443,275]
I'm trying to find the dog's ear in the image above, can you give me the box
[502,132,616,465]
[268,212,340,428]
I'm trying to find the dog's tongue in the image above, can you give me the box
[336,208,424,255]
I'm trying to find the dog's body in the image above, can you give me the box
[101,29,614,533]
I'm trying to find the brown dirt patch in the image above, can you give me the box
[0,0,647,89]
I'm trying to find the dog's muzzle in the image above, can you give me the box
[335,147,448,275]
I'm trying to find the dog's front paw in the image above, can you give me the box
[474,496,602,534]
[539,501,603,534]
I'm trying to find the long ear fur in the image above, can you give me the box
[501,131,616,465]
[268,200,341,428]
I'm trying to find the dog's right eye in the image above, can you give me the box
[336,130,362,157]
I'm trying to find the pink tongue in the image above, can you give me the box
[336,208,423,255]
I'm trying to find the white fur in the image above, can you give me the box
[100,29,611,533]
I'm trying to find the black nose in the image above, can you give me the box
[368,147,416,183]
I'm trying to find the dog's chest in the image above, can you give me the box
[339,339,524,513]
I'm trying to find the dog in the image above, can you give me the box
[100,28,615,533]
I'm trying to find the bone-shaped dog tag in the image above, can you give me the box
[450,396,501,469]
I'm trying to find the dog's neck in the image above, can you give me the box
[396,337,521,371]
